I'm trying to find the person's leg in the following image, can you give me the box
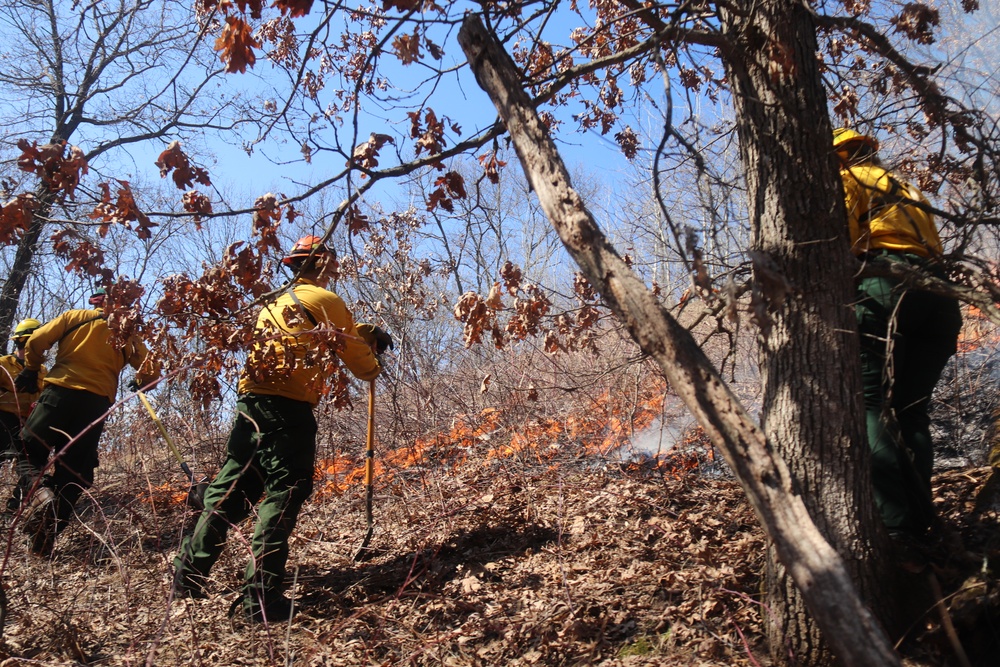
[50,416,104,532]
[891,289,962,532]
[17,386,110,554]
[44,388,109,531]
[0,410,25,512]
[19,386,63,493]
[174,399,266,594]
[857,274,915,530]
[18,387,68,543]
[241,396,317,617]
[0,410,21,460]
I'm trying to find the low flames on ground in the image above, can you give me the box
[143,377,713,508]
[4,374,1000,665]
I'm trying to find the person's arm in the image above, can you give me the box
[0,357,16,393]
[306,288,382,381]
[127,337,162,387]
[23,313,67,371]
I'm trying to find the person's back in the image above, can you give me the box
[840,159,942,258]
[239,278,380,404]
[0,319,46,514]
[0,319,45,420]
[24,307,153,402]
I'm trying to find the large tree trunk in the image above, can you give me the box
[459,14,900,667]
[718,2,898,662]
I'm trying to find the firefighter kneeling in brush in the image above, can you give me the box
[172,235,392,623]
[15,287,160,557]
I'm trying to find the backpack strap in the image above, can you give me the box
[285,285,319,328]
[58,314,129,361]
[854,173,933,252]
[58,314,105,343]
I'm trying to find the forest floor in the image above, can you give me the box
[0,444,997,666]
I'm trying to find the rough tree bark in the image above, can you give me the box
[718,1,899,662]
[0,189,53,350]
[459,13,900,667]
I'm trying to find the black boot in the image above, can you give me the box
[235,590,295,624]
[22,487,57,558]
[172,567,208,599]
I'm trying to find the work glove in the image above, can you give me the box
[14,369,39,394]
[356,323,394,354]
[127,379,141,393]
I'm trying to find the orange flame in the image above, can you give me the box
[311,375,714,497]
[956,304,998,353]
[141,480,188,507]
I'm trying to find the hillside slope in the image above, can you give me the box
[0,449,997,665]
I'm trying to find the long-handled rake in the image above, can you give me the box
[138,391,208,510]
[353,379,377,561]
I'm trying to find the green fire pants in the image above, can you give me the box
[856,255,962,534]
[174,393,317,599]
[19,385,110,530]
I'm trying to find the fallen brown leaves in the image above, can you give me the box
[0,442,996,665]
[0,439,766,666]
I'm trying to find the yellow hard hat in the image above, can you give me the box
[832,127,879,152]
[10,318,41,340]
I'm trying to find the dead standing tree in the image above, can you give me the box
[458,12,899,667]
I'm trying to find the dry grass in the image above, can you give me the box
[0,432,766,666]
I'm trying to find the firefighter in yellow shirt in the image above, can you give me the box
[835,128,963,551]
[1,319,47,514]
[1,319,45,456]
[14,288,160,557]
[173,236,392,623]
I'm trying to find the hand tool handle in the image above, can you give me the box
[364,380,375,485]
[138,391,195,483]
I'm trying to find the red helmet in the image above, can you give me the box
[282,235,333,266]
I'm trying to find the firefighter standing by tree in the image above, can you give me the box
[834,128,963,551]
[172,235,392,623]
[1,318,47,514]
[14,288,160,557]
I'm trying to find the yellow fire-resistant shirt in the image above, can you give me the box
[238,279,382,406]
[23,308,160,402]
[0,354,46,417]
[841,162,943,257]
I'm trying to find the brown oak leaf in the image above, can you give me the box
[16,140,88,199]
[273,0,313,17]
[393,30,421,64]
[182,190,213,226]
[156,141,212,190]
[351,133,396,170]
[252,192,283,253]
[215,15,260,73]
[0,194,37,244]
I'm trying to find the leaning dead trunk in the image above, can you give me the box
[459,14,899,667]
